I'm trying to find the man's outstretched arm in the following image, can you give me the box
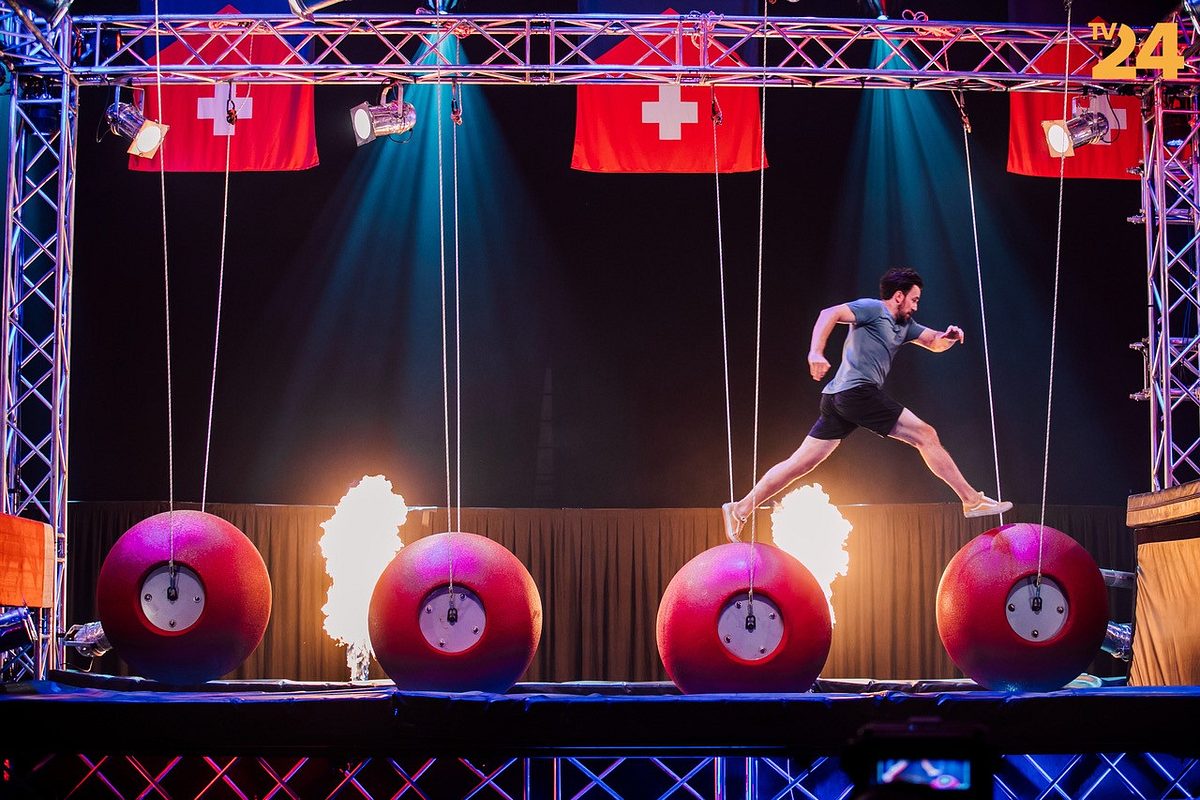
[914,325,965,353]
[809,303,855,380]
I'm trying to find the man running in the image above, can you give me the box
[722,267,1011,543]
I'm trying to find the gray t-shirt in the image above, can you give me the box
[822,298,929,394]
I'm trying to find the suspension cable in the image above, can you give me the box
[452,72,462,536]
[201,98,234,512]
[1039,0,1073,585]
[436,42,452,533]
[747,0,769,609]
[449,57,464,607]
[955,92,1004,525]
[711,80,760,619]
[153,0,175,575]
[713,90,734,508]
[431,28,459,604]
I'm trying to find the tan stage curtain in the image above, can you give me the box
[1129,528,1200,686]
[66,502,1132,683]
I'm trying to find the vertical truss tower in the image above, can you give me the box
[0,11,75,678]
[1143,80,1200,490]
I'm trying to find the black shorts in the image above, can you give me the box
[808,385,905,440]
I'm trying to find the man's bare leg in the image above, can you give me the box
[722,436,841,542]
[887,409,977,502]
[887,409,1010,519]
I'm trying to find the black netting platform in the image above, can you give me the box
[3,673,1197,798]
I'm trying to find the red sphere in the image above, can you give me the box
[97,511,271,684]
[656,543,832,693]
[937,523,1108,691]
[369,532,542,692]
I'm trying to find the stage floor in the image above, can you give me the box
[2,672,1196,757]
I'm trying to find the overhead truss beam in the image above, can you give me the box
[39,13,1195,89]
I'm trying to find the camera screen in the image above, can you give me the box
[874,758,972,791]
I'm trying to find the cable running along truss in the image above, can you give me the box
[0,9,1195,676]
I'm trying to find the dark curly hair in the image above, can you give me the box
[879,267,923,300]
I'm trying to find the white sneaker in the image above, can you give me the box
[721,502,745,543]
[963,494,1013,519]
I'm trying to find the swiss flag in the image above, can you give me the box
[1007,42,1140,180]
[130,5,318,172]
[571,9,765,173]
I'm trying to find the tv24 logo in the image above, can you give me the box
[1090,21,1185,80]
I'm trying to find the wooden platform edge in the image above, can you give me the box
[1128,481,1200,527]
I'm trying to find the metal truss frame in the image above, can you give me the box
[1141,80,1200,490]
[4,751,1200,799]
[0,52,76,677]
[0,7,1194,676]
[59,14,1186,89]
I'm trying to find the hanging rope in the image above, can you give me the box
[435,42,453,533]
[739,0,768,623]
[431,27,461,606]
[201,94,235,512]
[452,72,463,536]
[746,0,770,612]
[954,91,1004,525]
[153,0,176,579]
[714,0,771,620]
[712,89,735,508]
[1039,0,1073,587]
[711,79,760,623]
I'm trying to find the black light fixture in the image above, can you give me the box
[104,89,169,159]
[0,606,35,655]
[351,84,417,147]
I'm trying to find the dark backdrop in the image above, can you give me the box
[63,0,1164,510]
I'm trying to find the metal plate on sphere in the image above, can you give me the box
[419,585,485,653]
[140,564,205,633]
[717,593,783,661]
[1005,576,1067,642]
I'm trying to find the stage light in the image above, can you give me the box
[63,621,112,658]
[1042,111,1110,158]
[0,607,35,655]
[105,101,169,159]
[351,85,417,147]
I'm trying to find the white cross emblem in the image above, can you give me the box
[197,84,253,136]
[641,85,697,141]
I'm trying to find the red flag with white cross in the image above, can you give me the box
[1007,41,1140,180]
[129,5,318,172]
[571,9,765,173]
